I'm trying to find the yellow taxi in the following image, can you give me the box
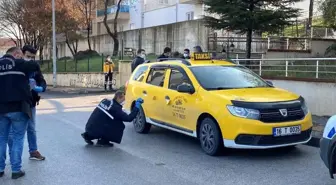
[123,52,313,156]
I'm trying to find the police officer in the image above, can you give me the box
[8,45,47,161]
[0,47,41,179]
[81,91,143,147]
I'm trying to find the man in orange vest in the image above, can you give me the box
[103,55,115,91]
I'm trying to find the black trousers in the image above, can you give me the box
[104,72,113,90]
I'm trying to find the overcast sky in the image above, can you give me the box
[294,0,321,18]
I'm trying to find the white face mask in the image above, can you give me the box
[183,53,189,57]
[24,58,32,61]
[107,58,111,61]
[120,101,125,106]
[140,54,146,59]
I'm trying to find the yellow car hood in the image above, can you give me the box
[211,87,299,103]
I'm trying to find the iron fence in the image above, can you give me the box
[232,58,336,79]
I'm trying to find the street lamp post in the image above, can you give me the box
[52,0,57,87]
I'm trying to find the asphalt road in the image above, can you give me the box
[0,92,335,185]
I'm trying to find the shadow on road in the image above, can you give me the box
[146,126,307,159]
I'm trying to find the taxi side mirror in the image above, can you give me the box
[266,80,273,86]
[177,83,195,94]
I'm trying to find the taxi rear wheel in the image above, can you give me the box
[199,117,223,156]
[133,106,151,134]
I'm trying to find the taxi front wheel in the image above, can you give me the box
[199,118,224,156]
[133,106,151,134]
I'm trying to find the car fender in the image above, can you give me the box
[321,115,336,178]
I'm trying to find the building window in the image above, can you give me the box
[186,11,194,20]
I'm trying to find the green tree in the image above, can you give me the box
[320,0,336,29]
[204,0,303,59]
[320,0,336,56]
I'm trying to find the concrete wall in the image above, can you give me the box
[44,62,336,117]
[263,39,336,59]
[44,62,132,89]
[267,79,336,116]
[54,20,209,57]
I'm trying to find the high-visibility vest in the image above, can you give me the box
[103,62,115,73]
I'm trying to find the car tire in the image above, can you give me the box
[199,117,223,156]
[133,106,151,134]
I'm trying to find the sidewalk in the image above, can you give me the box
[46,86,113,94]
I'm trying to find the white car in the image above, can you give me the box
[320,115,336,178]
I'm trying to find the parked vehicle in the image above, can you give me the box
[123,52,313,156]
[320,116,336,179]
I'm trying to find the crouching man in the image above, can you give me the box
[81,91,143,147]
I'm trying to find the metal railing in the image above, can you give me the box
[232,57,336,79]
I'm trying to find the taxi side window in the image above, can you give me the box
[146,68,166,87]
[132,66,148,82]
[169,69,190,90]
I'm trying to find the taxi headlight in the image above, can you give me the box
[301,101,309,115]
[227,105,260,120]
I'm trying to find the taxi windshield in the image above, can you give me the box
[189,65,272,90]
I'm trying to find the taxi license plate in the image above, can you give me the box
[273,125,301,137]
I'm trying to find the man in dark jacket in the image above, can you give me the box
[131,49,146,72]
[8,45,47,161]
[157,47,171,61]
[81,91,143,147]
[183,49,191,59]
[0,47,41,179]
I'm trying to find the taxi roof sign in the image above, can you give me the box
[192,52,212,60]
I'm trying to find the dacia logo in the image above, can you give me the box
[279,109,288,117]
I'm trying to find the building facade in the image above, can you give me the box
[52,0,322,58]
[92,0,203,36]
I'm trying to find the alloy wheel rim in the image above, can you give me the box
[200,123,215,152]
[134,112,144,130]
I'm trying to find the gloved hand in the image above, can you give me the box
[135,98,144,109]
[33,86,43,93]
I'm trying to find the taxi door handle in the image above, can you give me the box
[143,90,147,96]
[165,96,170,104]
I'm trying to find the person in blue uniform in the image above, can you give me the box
[81,91,143,147]
[0,47,41,179]
[8,45,47,161]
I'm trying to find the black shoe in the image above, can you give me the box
[81,133,94,145]
[96,139,114,147]
[0,171,4,177]
[12,170,25,179]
